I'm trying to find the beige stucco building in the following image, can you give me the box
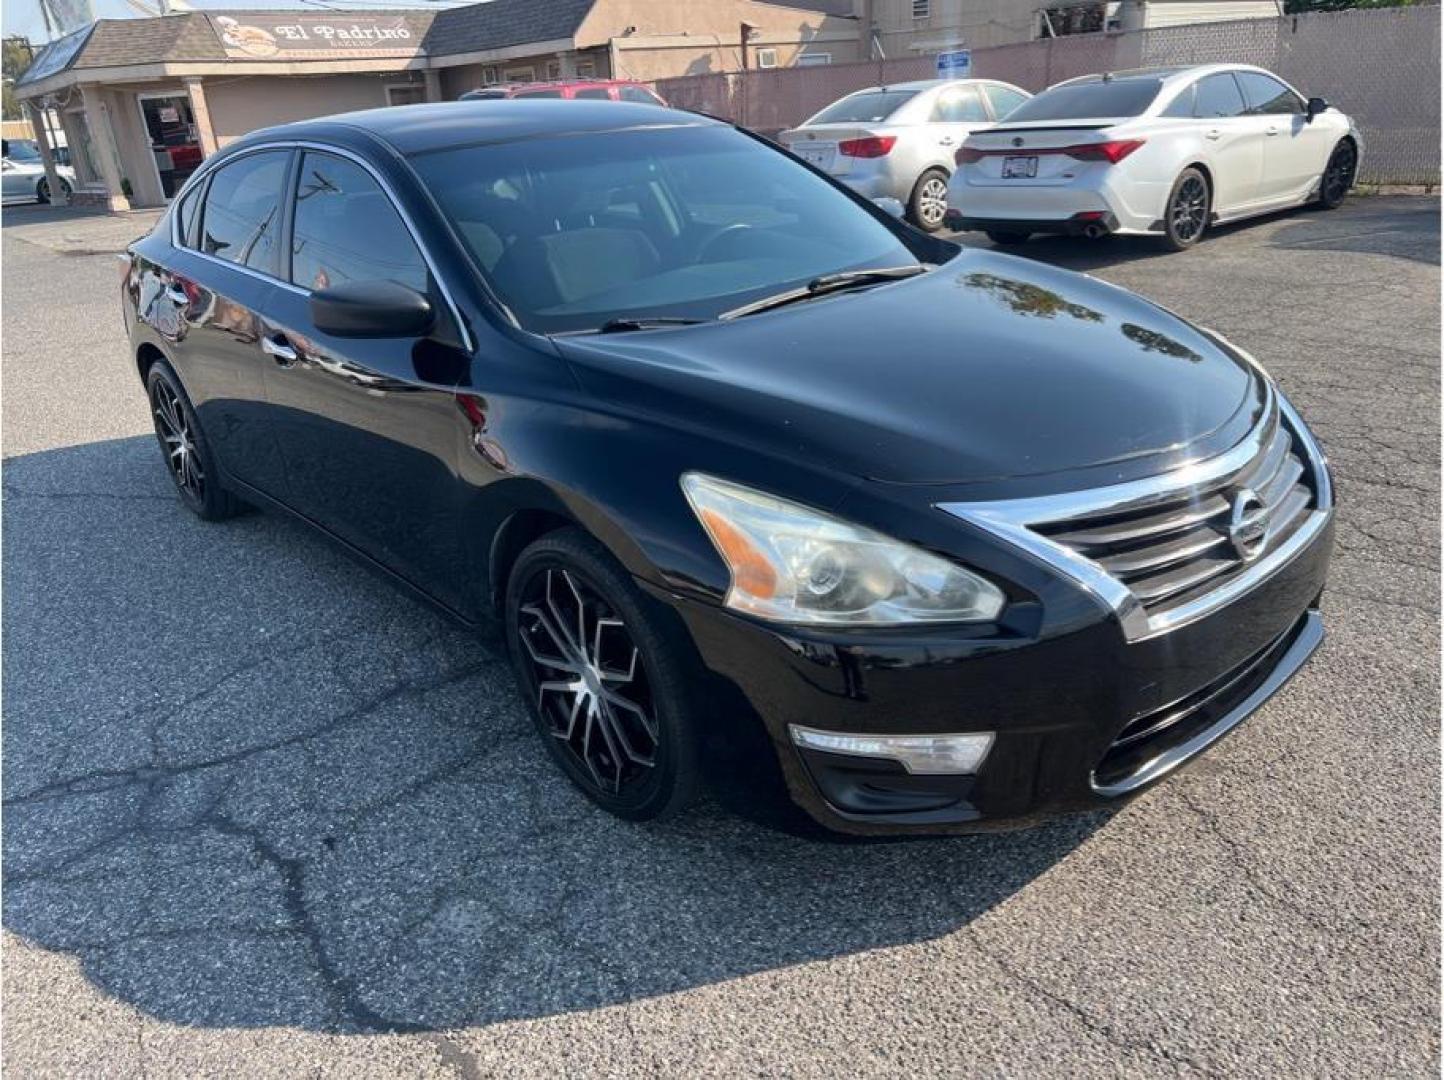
[16,0,857,210]
[856,0,1283,57]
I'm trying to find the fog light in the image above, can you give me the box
[789,725,994,775]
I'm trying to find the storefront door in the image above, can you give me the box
[138,94,202,199]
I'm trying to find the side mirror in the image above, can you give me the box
[872,196,905,220]
[309,280,434,339]
[1306,97,1328,121]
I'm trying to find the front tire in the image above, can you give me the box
[1316,140,1356,209]
[908,168,950,233]
[505,528,700,822]
[146,361,245,521]
[1160,167,1210,252]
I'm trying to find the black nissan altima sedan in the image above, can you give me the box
[121,100,1335,834]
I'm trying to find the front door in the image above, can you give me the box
[1235,72,1330,204]
[258,149,472,604]
[140,94,204,200]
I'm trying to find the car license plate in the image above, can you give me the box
[798,143,836,168]
[1002,155,1038,179]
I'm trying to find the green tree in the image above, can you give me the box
[1284,0,1422,13]
[3,37,35,122]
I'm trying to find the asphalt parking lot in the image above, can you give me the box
[3,196,1439,1076]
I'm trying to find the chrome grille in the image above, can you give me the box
[1035,419,1317,617]
[938,387,1334,642]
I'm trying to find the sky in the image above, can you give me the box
[2,0,468,51]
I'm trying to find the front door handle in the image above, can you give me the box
[261,334,299,366]
[164,284,189,305]
[1204,128,1222,141]
[1265,125,1280,136]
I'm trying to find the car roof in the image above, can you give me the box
[1053,63,1278,89]
[233,99,716,157]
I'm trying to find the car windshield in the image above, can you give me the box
[411,125,921,334]
[807,89,919,124]
[1003,78,1163,122]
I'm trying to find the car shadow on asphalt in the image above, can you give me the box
[953,194,1441,272]
[2,436,1113,1033]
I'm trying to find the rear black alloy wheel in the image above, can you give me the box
[506,529,699,821]
[1162,168,1209,251]
[146,362,244,521]
[909,168,950,232]
[1318,140,1356,209]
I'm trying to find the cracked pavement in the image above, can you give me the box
[3,197,1438,1076]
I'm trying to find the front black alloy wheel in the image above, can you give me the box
[506,528,699,821]
[1317,140,1356,209]
[146,362,244,521]
[1161,167,1210,252]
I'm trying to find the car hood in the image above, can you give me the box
[553,249,1262,488]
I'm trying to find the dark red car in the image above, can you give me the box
[459,79,666,105]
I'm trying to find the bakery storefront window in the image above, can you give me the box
[139,94,203,199]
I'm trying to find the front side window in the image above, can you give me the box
[289,152,428,294]
[411,125,919,334]
[808,89,918,125]
[1003,77,1162,122]
[983,84,1029,119]
[1193,73,1247,119]
[932,85,988,123]
[200,150,289,274]
[1236,71,1303,115]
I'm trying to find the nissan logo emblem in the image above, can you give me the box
[1228,488,1269,562]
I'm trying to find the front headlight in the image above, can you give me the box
[681,473,1005,626]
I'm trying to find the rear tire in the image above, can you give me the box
[505,527,701,822]
[985,231,1031,246]
[146,361,246,521]
[908,168,950,233]
[1316,139,1356,209]
[1160,167,1210,252]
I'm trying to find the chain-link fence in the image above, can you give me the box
[655,5,1439,186]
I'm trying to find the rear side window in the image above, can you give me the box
[289,152,428,294]
[201,150,289,274]
[1160,84,1195,118]
[1193,73,1247,119]
[808,89,918,124]
[620,85,660,104]
[175,182,204,248]
[984,85,1029,119]
[574,88,611,100]
[1003,78,1162,122]
[1236,72,1303,115]
[931,85,988,123]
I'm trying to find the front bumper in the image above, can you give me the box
[651,512,1333,836]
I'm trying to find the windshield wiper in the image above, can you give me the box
[595,316,711,334]
[720,264,928,321]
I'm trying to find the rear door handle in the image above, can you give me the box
[261,334,299,366]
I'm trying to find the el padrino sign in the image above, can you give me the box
[208,14,425,59]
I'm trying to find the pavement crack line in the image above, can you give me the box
[964,925,1217,1077]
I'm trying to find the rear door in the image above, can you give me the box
[929,83,992,164]
[258,148,472,604]
[1190,72,1265,214]
[1235,71,1329,203]
[141,148,295,497]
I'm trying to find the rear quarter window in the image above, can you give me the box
[1003,78,1163,122]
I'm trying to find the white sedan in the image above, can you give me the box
[1,139,76,204]
[946,64,1362,251]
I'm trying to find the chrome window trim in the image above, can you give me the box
[169,139,474,352]
[938,382,1335,643]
